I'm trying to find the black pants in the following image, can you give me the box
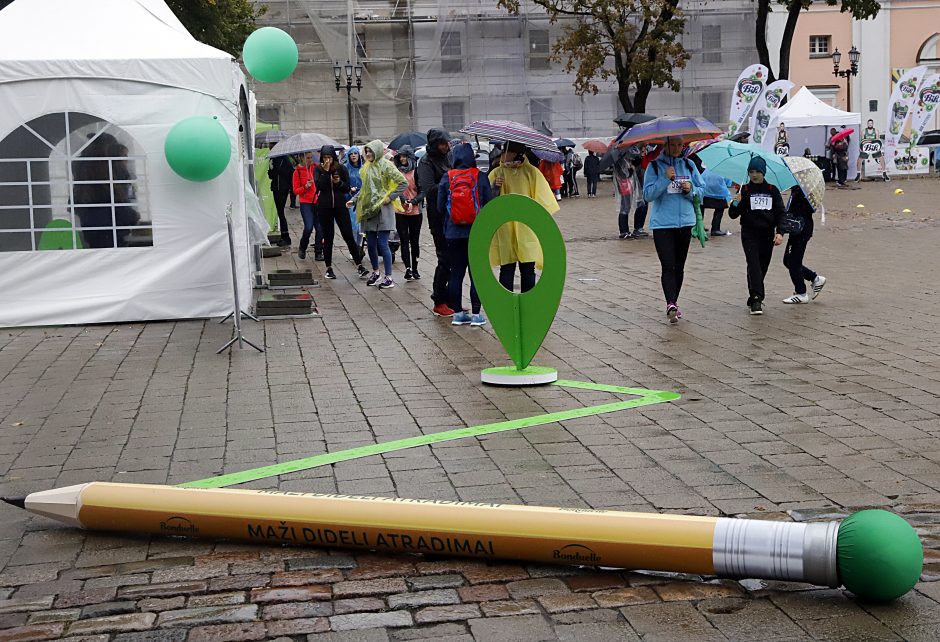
[320,204,362,268]
[273,189,291,240]
[741,227,775,302]
[634,203,648,231]
[499,262,536,293]
[569,169,580,195]
[783,230,817,295]
[618,193,633,236]
[586,176,598,196]
[652,227,692,304]
[836,158,848,184]
[396,213,422,270]
[447,238,480,314]
[710,206,725,232]
[427,199,450,305]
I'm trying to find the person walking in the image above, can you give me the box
[538,158,563,201]
[394,146,422,282]
[614,156,639,239]
[348,140,407,290]
[437,143,494,326]
[728,156,786,315]
[642,135,704,323]
[314,145,367,280]
[268,145,294,247]
[489,142,560,292]
[291,151,321,261]
[584,150,600,197]
[569,149,582,197]
[415,128,453,315]
[698,161,733,237]
[781,186,827,304]
[344,146,363,239]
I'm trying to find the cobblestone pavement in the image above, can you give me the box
[1,179,939,640]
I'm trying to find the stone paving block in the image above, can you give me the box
[468,614,555,642]
[620,602,727,641]
[330,611,414,631]
[66,613,157,636]
[554,621,642,642]
[155,605,258,628]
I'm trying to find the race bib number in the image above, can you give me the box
[750,194,772,210]
[667,175,690,194]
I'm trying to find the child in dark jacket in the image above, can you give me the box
[728,156,785,315]
[781,187,827,304]
[437,143,494,326]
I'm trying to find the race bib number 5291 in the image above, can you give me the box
[750,195,772,210]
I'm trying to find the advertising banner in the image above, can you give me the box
[750,80,794,148]
[885,66,928,171]
[909,73,940,148]
[727,64,768,137]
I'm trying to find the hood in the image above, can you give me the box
[364,140,386,162]
[452,143,477,170]
[395,145,416,173]
[346,146,362,168]
[427,128,450,155]
[319,145,337,162]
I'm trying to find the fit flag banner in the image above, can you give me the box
[728,64,768,137]
[750,79,794,148]
[885,65,928,171]
[909,73,940,149]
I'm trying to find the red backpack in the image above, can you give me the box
[447,168,480,225]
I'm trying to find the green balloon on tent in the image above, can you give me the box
[243,27,298,83]
[38,219,81,250]
[165,116,231,182]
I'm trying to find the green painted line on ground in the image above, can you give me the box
[179,380,680,489]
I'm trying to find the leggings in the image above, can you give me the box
[366,230,393,276]
[499,262,536,293]
[396,213,422,270]
[783,231,817,295]
[652,227,692,304]
[319,205,362,268]
[298,203,322,253]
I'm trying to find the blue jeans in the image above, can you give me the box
[447,237,480,314]
[366,230,393,276]
[299,203,322,253]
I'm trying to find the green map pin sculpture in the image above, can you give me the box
[469,194,565,386]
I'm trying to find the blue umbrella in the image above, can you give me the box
[696,141,797,189]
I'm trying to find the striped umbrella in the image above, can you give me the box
[616,116,722,149]
[460,120,557,153]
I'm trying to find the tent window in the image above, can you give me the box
[0,112,150,253]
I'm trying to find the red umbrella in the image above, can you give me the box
[582,140,609,154]
[830,128,855,144]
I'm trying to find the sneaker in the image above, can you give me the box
[357,264,370,278]
[366,272,381,286]
[782,293,809,304]
[378,276,395,289]
[619,232,631,240]
[675,306,683,319]
[403,268,414,282]
[277,237,291,247]
[298,248,307,260]
[324,267,336,280]
[749,299,763,315]
[632,229,649,237]
[432,303,455,317]
[470,313,487,327]
[854,173,861,183]
[412,269,421,280]
[666,303,678,324]
[314,251,324,262]
[883,172,891,182]
[710,230,731,237]
[811,275,827,299]
[451,311,472,325]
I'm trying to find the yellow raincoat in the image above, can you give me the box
[487,158,560,269]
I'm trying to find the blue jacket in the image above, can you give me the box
[642,154,704,229]
[438,144,493,240]
[344,146,363,193]
[701,169,732,201]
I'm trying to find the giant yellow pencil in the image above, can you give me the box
[3,482,922,601]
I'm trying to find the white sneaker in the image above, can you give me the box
[811,275,827,299]
[782,293,809,304]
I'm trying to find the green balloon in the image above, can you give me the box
[165,116,231,182]
[243,27,298,83]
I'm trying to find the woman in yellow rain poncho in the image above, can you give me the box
[487,142,560,292]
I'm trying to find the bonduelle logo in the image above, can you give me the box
[160,516,199,535]
[552,543,601,564]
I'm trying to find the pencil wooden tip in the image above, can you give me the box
[1,497,25,509]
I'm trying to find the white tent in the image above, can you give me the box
[0,0,265,327]
[766,86,862,180]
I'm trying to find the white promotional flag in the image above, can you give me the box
[885,65,928,170]
[909,73,940,148]
[727,64,768,137]
[749,80,794,148]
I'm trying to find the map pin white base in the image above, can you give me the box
[481,366,558,386]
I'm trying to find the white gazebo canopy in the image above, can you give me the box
[770,86,861,129]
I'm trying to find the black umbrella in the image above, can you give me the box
[554,138,576,149]
[389,131,427,151]
[729,132,750,143]
[614,112,656,128]
[918,129,940,145]
[598,129,639,172]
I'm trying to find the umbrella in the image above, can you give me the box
[599,130,640,172]
[830,128,855,144]
[531,148,565,163]
[389,131,427,151]
[918,129,940,145]
[616,116,722,149]
[697,141,798,189]
[554,138,576,149]
[614,112,657,128]
[254,129,292,148]
[783,156,825,213]
[583,140,610,154]
[269,133,343,158]
[684,136,724,159]
[729,132,750,143]
[460,120,557,153]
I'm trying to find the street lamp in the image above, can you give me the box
[832,45,860,111]
[334,60,363,145]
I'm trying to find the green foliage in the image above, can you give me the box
[498,0,689,113]
[167,0,266,56]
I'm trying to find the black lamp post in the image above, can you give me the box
[832,46,860,111]
[334,60,363,145]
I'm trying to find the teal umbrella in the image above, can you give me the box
[696,140,797,189]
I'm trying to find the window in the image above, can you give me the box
[701,92,723,125]
[353,103,370,140]
[0,111,149,253]
[441,31,462,73]
[869,100,878,112]
[810,35,831,57]
[529,98,553,131]
[528,29,551,71]
[441,102,465,134]
[702,26,721,63]
[356,30,368,60]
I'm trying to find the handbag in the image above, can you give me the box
[780,213,805,235]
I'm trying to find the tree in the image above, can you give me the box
[497,0,689,114]
[756,0,880,84]
[167,0,266,57]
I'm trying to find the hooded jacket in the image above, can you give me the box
[415,128,452,214]
[292,162,318,204]
[488,156,558,269]
[584,152,601,179]
[268,155,295,193]
[344,146,363,194]
[642,153,704,229]
[437,143,493,240]
[314,145,350,209]
[395,145,420,215]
